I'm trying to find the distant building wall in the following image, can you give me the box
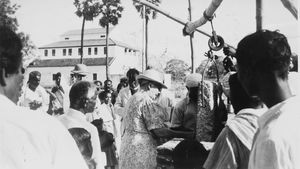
[26,65,107,88]
[41,46,116,59]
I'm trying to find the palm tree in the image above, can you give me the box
[133,0,161,70]
[74,0,101,64]
[99,0,123,80]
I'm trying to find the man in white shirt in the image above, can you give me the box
[19,71,49,112]
[0,26,88,169]
[59,81,106,169]
[235,30,300,169]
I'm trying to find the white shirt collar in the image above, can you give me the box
[67,108,87,121]
[258,95,298,128]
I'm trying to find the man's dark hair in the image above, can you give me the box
[229,73,263,113]
[236,30,291,79]
[98,90,110,101]
[126,68,139,81]
[0,26,23,86]
[54,72,61,80]
[28,71,41,82]
[69,81,92,109]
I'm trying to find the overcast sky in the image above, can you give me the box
[12,0,299,66]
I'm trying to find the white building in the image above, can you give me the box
[27,28,142,88]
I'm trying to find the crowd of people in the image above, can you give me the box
[0,12,299,169]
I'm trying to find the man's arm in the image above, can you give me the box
[170,101,185,128]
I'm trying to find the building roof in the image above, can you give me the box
[39,39,115,49]
[28,57,114,67]
[61,28,114,37]
[39,38,139,51]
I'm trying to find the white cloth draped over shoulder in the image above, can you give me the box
[0,94,89,169]
[226,108,266,150]
[58,108,106,169]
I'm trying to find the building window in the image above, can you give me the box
[88,48,91,55]
[104,47,107,54]
[93,73,97,80]
[78,48,82,55]
[44,50,48,56]
[63,49,66,56]
[52,49,55,56]
[94,47,98,55]
[68,49,72,56]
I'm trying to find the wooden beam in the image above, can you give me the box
[133,0,235,49]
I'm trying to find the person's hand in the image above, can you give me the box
[182,22,195,37]
[29,100,42,110]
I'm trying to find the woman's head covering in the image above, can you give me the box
[136,69,167,89]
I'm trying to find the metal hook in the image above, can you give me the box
[208,20,225,51]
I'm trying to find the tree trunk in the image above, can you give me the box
[106,23,110,80]
[80,16,86,64]
[145,17,149,69]
[188,0,195,73]
[142,5,146,72]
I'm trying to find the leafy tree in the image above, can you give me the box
[18,32,37,66]
[0,0,37,66]
[99,0,123,80]
[74,0,101,64]
[133,0,161,69]
[164,59,190,82]
[0,0,19,31]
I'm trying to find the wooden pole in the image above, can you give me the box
[133,0,235,49]
[142,5,146,72]
[256,0,263,31]
[188,0,195,73]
